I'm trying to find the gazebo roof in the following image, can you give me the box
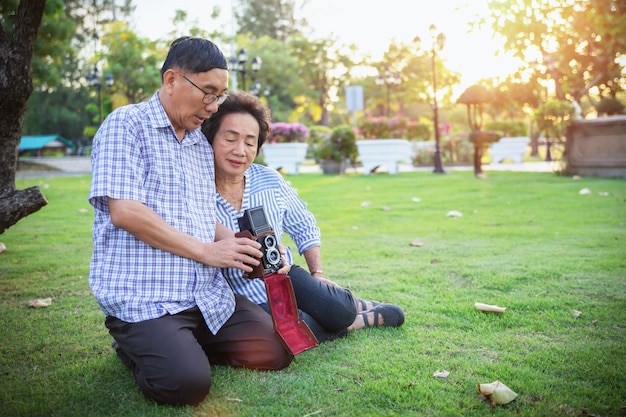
[19,135,76,151]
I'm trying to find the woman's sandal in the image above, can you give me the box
[357,298,381,312]
[360,304,405,328]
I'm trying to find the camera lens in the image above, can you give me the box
[265,247,281,265]
[264,234,277,248]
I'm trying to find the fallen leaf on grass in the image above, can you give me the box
[29,297,52,308]
[381,205,392,211]
[430,259,440,264]
[77,208,88,214]
[409,239,424,247]
[581,407,603,417]
[412,197,421,202]
[478,380,518,406]
[360,201,371,207]
[573,310,582,318]
[475,302,506,313]
[433,370,450,378]
[579,188,592,195]
[598,191,609,197]
[573,175,582,180]
[226,397,242,402]
[0,242,6,254]
[446,210,463,218]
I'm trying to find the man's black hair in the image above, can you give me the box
[160,36,228,80]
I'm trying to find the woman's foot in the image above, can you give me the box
[348,304,405,330]
[357,298,381,312]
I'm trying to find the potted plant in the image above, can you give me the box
[316,124,358,174]
[262,122,310,174]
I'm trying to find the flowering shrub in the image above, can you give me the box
[268,122,310,143]
[307,125,332,147]
[357,115,430,140]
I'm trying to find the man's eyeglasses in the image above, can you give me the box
[173,70,228,105]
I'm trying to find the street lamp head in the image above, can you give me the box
[228,55,238,71]
[250,79,262,96]
[87,65,100,87]
[436,32,446,51]
[238,47,248,65]
[251,56,262,72]
[429,24,438,37]
[413,36,422,51]
[105,73,114,87]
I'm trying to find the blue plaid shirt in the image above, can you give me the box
[216,163,321,304]
[89,92,234,334]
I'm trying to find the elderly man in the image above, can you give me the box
[88,37,292,407]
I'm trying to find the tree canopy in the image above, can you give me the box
[486,0,626,111]
[235,0,308,42]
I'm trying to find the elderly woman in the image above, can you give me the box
[202,91,404,343]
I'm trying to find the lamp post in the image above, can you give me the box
[230,47,262,92]
[375,67,401,117]
[86,65,114,123]
[414,24,446,174]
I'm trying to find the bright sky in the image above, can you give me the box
[132,0,522,91]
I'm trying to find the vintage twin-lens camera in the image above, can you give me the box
[235,205,283,278]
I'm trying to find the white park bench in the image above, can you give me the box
[489,136,529,163]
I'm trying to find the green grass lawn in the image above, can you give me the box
[1,171,625,417]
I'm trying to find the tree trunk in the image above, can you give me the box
[0,187,48,233]
[545,139,553,162]
[530,131,540,157]
[0,0,48,233]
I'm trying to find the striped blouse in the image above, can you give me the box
[216,163,321,304]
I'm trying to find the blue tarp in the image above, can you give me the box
[19,135,76,151]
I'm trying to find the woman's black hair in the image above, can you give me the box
[160,36,228,80]
[201,91,272,155]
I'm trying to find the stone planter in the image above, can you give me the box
[320,159,345,174]
[261,142,309,174]
[356,139,412,175]
[565,115,626,178]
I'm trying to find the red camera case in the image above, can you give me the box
[264,272,319,355]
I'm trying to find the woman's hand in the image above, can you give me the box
[276,244,291,275]
[310,270,338,287]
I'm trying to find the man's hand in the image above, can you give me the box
[203,237,263,272]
